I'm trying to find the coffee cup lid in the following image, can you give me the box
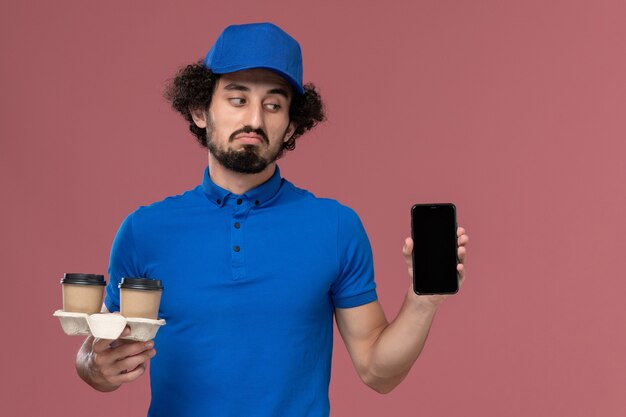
[61,273,106,286]
[119,277,164,291]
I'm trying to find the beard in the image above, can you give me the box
[205,119,286,174]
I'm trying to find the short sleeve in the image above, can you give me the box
[331,205,378,308]
[104,211,142,312]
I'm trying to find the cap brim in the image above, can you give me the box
[207,63,304,95]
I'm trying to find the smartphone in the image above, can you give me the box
[411,203,459,295]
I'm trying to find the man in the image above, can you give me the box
[76,22,469,417]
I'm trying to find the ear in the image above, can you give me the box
[189,107,209,128]
[284,122,296,142]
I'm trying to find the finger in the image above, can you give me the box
[120,326,131,337]
[111,340,154,361]
[108,327,134,349]
[457,264,466,288]
[94,338,153,369]
[109,349,156,376]
[457,246,466,262]
[458,234,469,246]
[111,362,148,385]
[92,323,133,352]
[457,227,466,237]
[92,336,118,354]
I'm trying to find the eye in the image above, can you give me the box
[264,103,281,112]
[229,97,246,106]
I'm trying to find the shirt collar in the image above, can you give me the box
[201,165,283,208]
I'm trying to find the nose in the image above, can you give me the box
[244,101,264,130]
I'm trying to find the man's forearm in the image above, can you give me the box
[364,291,439,393]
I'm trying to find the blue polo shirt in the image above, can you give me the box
[104,165,377,417]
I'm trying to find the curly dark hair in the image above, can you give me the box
[164,60,325,154]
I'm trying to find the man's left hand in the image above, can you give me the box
[402,227,469,307]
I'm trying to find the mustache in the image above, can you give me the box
[229,126,269,144]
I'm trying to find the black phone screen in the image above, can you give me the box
[411,203,459,295]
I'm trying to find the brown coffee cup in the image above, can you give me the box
[119,277,163,319]
[61,273,106,314]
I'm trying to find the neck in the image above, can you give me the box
[207,153,276,195]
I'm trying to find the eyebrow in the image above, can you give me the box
[223,83,290,99]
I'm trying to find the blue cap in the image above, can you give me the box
[204,22,304,95]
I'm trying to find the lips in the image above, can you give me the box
[229,127,269,145]
[235,134,264,144]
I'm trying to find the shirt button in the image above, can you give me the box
[234,246,241,252]
[234,222,240,229]
[236,199,243,205]
[254,200,260,206]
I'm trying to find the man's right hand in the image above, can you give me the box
[76,326,156,392]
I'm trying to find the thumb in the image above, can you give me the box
[403,237,414,279]
[403,237,413,257]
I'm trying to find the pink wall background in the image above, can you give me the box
[1,1,625,416]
